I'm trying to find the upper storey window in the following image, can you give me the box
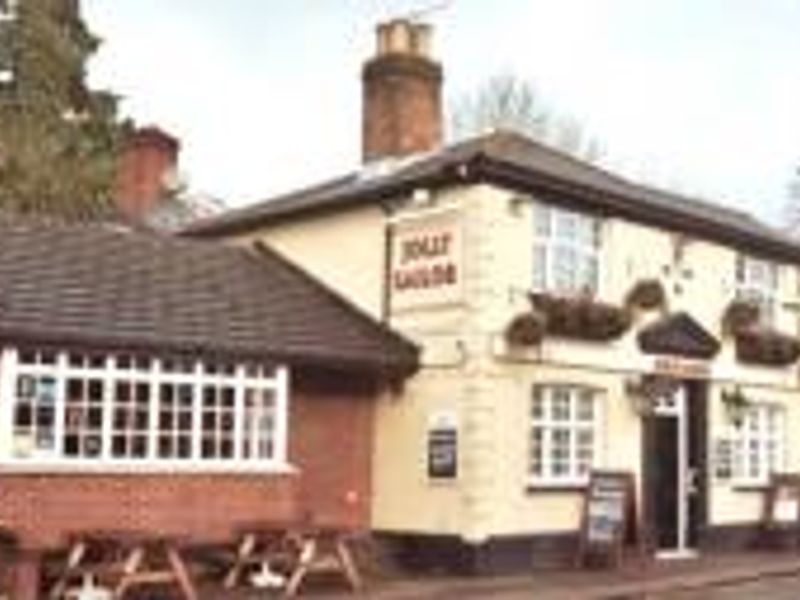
[736,255,778,326]
[532,203,601,296]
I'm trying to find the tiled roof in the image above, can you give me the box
[185,130,800,263]
[0,216,418,374]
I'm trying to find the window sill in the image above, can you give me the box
[0,460,299,476]
[730,482,770,492]
[526,481,588,494]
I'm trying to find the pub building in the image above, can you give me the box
[188,20,800,572]
[0,215,417,597]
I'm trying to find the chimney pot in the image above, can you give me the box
[115,126,180,222]
[362,20,443,162]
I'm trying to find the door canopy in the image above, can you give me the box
[637,312,720,360]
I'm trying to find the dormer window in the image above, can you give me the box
[735,255,778,326]
[532,203,601,296]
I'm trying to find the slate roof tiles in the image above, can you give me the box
[0,215,418,375]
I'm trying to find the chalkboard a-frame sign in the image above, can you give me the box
[577,470,639,568]
[760,473,800,549]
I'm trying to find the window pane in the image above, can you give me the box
[530,427,544,476]
[531,387,544,420]
[551,388,570,421]
[533,204,551,237]
[553,246,578,292]
[532,244,547,291]
[242,388,276,460]
[577,392,594,421]
[576,430,594,476]
[530,385,597,482]
[111,379,150,459]
[63,377,104,459]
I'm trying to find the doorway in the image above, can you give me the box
[643,382,706,558]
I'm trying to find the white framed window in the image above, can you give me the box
[532,203,601,296]
[529,385,600,486]
[1,347,289,470]
[732,403,785,486]
[735,255,778,326]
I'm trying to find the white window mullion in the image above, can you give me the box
[100,355,114,461]
[53,351,67,460]
[0,348,17,460]
[148,358,161,461]
[233,365,245,462]
[274,366,290,464]
[191,359,202,460]
[542,389,553,481]
[568,390,578,480]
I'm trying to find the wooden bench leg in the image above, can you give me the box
[224,534,255,589]
[114,547,143,600]
[283,540,315,598]
[166,547,198,600]
[49,542,86,600]
[335,541,362,592]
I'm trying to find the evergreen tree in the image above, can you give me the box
[0,0,126,219]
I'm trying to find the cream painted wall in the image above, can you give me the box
[237,205,388,319]
[233,180,800,541]
[469,184,800,537]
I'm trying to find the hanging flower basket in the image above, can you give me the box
[735,329,800,367]
[721,300,760,336]
[529,292,632,342]
[504,312,546,346]
[624,279,667,312]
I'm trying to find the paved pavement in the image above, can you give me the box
[125,553,800,598]
[659,575,800,599]
[199,573,800,598]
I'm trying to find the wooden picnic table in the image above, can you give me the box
[224,522,364,597]
[49,529,198,600]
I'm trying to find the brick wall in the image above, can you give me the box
[290,375,375,528]
[0,369,376,550]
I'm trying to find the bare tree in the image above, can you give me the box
[448,73,603,161]
[783,166,800,234]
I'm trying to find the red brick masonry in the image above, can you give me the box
[0,372,375,550]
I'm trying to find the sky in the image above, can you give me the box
[82,1,800,225]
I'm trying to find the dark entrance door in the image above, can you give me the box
[651,416,680,549]
[643,381,707,555]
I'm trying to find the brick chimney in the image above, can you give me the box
[115,126,180,221]
[362,20,443,163]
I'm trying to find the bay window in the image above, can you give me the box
[529,385,600,485]
[1,347,289,469]
[733,403,784,486]
[735,255,778,326]
[532,203,601,296]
